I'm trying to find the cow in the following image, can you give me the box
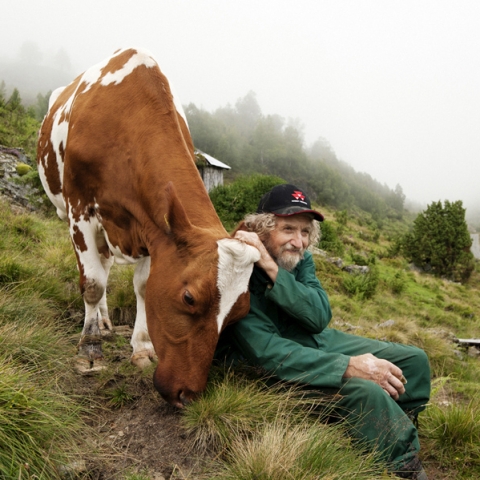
[36,47,260,408]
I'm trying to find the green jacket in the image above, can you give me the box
[219,251,351,388]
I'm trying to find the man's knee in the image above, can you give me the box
[339,377,394,411]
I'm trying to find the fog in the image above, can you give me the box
[1,0,479,218]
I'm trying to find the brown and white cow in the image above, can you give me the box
[37,48,260,408]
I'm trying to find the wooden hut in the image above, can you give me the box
[194,149,231,192]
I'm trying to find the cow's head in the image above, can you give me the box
[145,183,260,408]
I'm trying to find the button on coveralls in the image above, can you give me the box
[217,251,431,470]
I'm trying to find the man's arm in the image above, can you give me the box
[231,305,350,389]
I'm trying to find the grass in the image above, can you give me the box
[0,282,88,478]
[1,197,480,478]
[183,368,391,479]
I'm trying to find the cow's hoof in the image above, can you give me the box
[74,356,107,375]
[131,350,157,369]
[99,316,113,331]
[100,328,114,340]
[78,334,103,360]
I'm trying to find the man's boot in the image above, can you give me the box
[394,455,428,479]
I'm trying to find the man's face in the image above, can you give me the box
[263,214,312,272]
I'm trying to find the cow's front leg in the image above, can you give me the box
[131,257,156,368]
[69,209,114,365]
[78,277,107,363]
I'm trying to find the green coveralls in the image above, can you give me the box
[217,251,431,469]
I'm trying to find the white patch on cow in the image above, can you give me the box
[67,200,109,286]
[102,228,141,265]
[42,86,72,207]
[215,239,261,333]
[48,86,66,110]
[131,257,154,354]
[169,82,189,129]
[101,49,157,87]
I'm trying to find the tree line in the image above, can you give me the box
[185,91,406,221]
[0,81,50,157]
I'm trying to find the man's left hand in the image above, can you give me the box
[343,353,406,400]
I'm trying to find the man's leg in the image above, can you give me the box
[331,378,420,466]
[316,329,431,414]
[315,329,431,474]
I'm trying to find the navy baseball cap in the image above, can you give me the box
[256,184,324,221]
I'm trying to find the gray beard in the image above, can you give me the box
[276,250,303,272]
[264,236,305,272]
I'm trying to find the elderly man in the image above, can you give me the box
[217,183,430,480]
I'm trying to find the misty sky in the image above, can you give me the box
[2,0,479,213]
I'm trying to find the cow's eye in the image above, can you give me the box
[183,290,195,306]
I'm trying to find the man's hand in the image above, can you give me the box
[343,353,406,400]
[234,230,279,282]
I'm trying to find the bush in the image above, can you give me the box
[210,174,285,230]
[402,200,475,283]
[387,271,407,295]
[318,220,344,256]
[342,267,379,300]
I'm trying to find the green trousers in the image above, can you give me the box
[314,330,431,469]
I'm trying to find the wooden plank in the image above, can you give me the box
[457,339,480,345]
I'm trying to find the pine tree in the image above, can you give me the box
[402,200,474,282]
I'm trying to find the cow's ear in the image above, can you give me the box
[231,221,248,237]
[164,181,194,245]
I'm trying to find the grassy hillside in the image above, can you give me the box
[1,195,480,479]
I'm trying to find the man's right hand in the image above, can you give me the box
[343,353,406,400]
[234,230,279,282]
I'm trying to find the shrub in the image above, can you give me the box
[342,267,379,300]
[402,200,475,283]
[387,271,407,295]
[318,220,345,256]
[209,174,285,231]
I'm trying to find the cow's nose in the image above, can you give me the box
[180,389,200,406]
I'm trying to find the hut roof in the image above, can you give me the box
[194,149,231,170]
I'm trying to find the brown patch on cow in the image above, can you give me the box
[58,107,70,124]
[72,224,88,252]
[39,140,62,196]
[97,243,111,258]
[100,49,137,78]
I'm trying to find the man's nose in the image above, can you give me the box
[290,232,303,248]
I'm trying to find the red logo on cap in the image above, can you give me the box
[292,191,305,201]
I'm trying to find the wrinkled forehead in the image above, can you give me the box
[274,213,315,229]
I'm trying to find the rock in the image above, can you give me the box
[0,145,40,211]
[74,356,108,375]
[378,319,395,328]
[343,265,369,274]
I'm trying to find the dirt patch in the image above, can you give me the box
[68,328,210,480]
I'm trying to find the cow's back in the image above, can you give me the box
[38,48,223,253]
